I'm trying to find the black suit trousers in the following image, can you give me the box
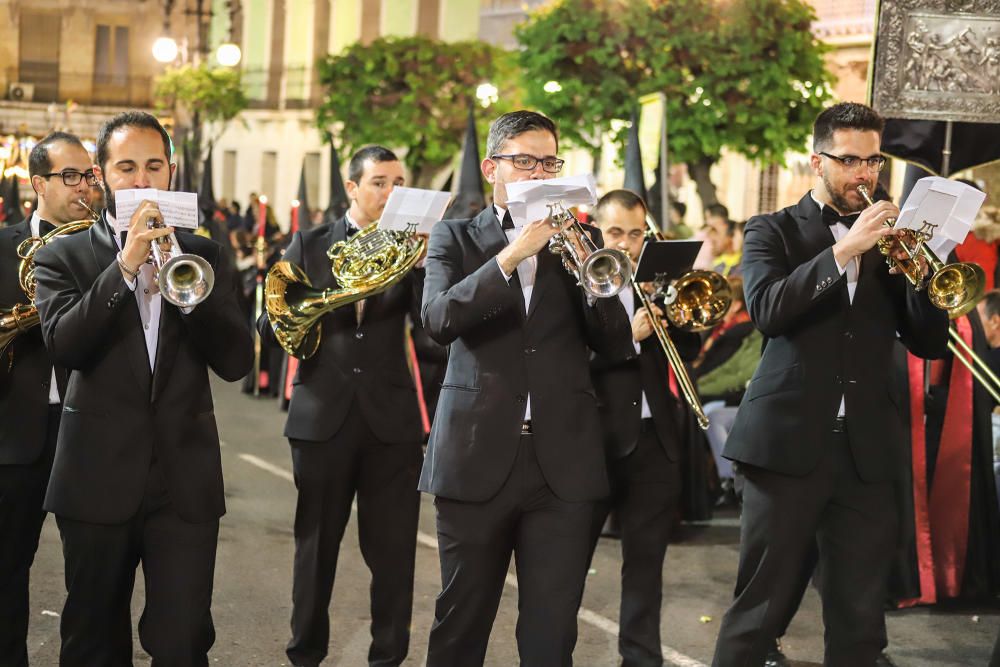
[0,406,58,667]
[712,429,896,667]
[56,461,219,667]
[286,405,422,667]
[589,422,681,667]
[426,434,594,667]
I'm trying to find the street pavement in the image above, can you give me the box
[25,375,1000,666]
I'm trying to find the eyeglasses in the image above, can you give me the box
[491,154,565,173]
[818,152,887,172]
[40,170,99,187]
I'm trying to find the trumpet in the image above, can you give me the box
[546,203,632,298]
[147,223,215,308]
[857,185,1000,403]
[857,184,984,318]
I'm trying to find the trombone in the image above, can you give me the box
[631,216,733,430]
[857,185,1000,403]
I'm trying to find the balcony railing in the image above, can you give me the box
[3,67,153,107]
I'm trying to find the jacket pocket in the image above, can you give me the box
[440,383,480,393]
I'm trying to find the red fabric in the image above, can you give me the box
[899,353,938,607]
[407,330,431,435]
[955,236,997,291]
[929,317,974,598]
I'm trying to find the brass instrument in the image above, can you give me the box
[857,184,984,318]
[857,185,1000,402]
[265,223,426,358]
[146,223,215,308]
[635,214,732,429]
[547,203,632,298]
[1,201,97,357]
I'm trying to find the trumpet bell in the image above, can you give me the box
[0,304,39,355]
[158,253,215,308]
[928,261,985,319]
[664,270,732,332]
[580,248,632,298]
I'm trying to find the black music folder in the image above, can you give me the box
[634,240,703,283]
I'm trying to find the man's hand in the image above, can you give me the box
[416,232,430,264]
[120,200,173,275]
[831,200,899,269]
[496,216,572,276]
[632,302,665,343]
[884,235,930,279]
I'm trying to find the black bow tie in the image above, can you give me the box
[500,210,514,231]
[822,206,860,229]
[38,219,56,236]
[346,222,360,238]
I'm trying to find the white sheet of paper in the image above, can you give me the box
[897,177,985,258]
[503,174,598,227]
[376,187,451,234]
[112,189,199,233]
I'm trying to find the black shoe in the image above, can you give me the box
[875,652,898,667]
[764,640,790,667]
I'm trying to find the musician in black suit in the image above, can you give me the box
[588,189,701,667]
[0,132,95,666]
[258,146,424,667]
[712,103,949,667]
[420,110,633,667]
[32,111,252,666]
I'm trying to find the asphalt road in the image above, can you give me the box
[24,375,1000,666]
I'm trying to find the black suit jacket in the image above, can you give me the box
[590,288,701,462]
[258,217,424,444]
[33,215,253,524]
[0,221,65,464]
[723,193,949,482]
[419,207,634,503]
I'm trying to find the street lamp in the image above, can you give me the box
[153,36,180,63]
[215,43,242,67]
[543,80,562,94]
[475,82,498,108]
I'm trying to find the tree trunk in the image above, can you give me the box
[590,144,603,181]
[689,155,719,210]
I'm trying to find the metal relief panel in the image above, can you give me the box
[872,0,1000,123]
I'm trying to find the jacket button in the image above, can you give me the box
[353,367,362,374]
[355,331,364,339]
[524,347,535,354]
[516,394,525,403]
[816,284,822,291]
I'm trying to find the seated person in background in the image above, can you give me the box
[669,201,693,239]
[704,204,742,277]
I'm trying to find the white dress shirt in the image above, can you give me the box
[494,205,537,421]
[30,212,62,404]
[811,192,859,417]
[618,288,653,419]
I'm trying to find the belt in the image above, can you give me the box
[640,417,655,433]
[832,416,847,433]
[521,420,533,434]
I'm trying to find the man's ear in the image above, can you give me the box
[345,180,358,201]
[481,158,496,185]
[30,174,45,197]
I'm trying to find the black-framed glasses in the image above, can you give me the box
[818,152,887,172]
[40,170,99,187]
[491,154,565,173]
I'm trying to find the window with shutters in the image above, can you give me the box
[18,12,61,102]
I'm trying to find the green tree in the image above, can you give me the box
[517,0,833,208]
[154,63,248,189]
[315,36,518,188]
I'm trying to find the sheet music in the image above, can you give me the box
[504,174,598,227]
[111,189,199,233]
[897,177,985,259]
[377,187,451,234]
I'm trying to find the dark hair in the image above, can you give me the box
[486,110,558,158]
[982,289,1000,320]
[29,131,88,179]
[348,145,399,183]
[595,189,647,219]
[705,203,729,221]
[955,178,984,192]
[670,200,687,218]
[96,111,172,170]
[812,102,885,152]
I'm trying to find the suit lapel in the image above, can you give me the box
[794,193,853,308]
[468,208,526,316]
[91,217,152,397]
[150,233,201,402]
[526,248,556,320]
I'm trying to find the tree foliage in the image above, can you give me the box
[516,0,833,205]
[154,63,248,133]
[315,36,518,187]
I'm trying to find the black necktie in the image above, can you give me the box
[500,210,514,231]
[38,219,56,236]
[822,206,859,229]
